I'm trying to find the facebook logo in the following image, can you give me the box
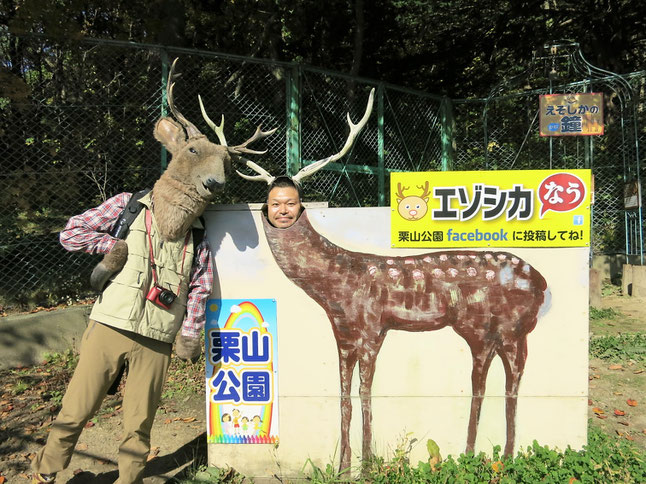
[573,215,584,226]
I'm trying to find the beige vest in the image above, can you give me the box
[90,193,198,343]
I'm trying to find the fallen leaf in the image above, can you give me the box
[164,418,172,424]
[77,443,88,451]
[181,417,197,423]
[569,478,578,484]
[588,399,593,406]
[0,475,6,483]
[614,409,626,416]
[618,421,629,426]
[84,421,95,429]
[609,364,623,370]
[597,415,608,419]
[592,374,601,379]
[613,392,623,396]
[626,435,634,441]
[491,460,503,472]
[592,407,604,415]
[146,446,160,462]
[616,430,624,436]
[627,399,638,407]
[73,469,84,475]
[633,369,644,374]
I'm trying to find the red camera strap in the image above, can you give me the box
[145,209,190,296]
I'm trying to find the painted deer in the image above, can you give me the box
[396,181,431,221]
[234,90,551,472]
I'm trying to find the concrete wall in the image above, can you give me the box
[204,205,589,479]
[0,305,89,369]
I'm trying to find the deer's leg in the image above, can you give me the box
[465,342,497,454]
[358,339,384,468]
[338,346,358,474]
[498,336,529,457]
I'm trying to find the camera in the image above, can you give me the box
[146,285,176,309]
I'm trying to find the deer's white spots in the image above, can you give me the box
[485,270,495,281]
[432,268,445,278]
[440,254,448,261]
[469,254,477,259]
[467,267,477,277]
[456,255,468,260]
[497,254,507,261]
[522,264,531,274]
[467,288,487,304]
[484,253,493,260]
[515,278,530,290]
[388,268,401,279]
[412,269,424,280]
[511,257,520,265]
[404,258,415,265]
[423,256,433,263]
[368,266,378,276]
[386,259,394,265]
[500,266,514,285]
[447,268,459,277]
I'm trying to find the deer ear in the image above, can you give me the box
[396,198,402,203]
[424,197,429,202]
[154,117,186,153]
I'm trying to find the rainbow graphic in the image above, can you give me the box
[206,299,279,444]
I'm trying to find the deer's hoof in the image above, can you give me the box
[90,263,113,292]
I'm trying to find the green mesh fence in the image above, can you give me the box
[1,32,644,310]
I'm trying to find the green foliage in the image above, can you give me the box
[589,306,622,321]
[590,333,646,361]
[300,427,646,483]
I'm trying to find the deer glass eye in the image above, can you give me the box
[188,147,198,154]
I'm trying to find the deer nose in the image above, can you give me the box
[203,177,224,192]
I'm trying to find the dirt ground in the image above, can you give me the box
[0,354,208,483]
[588,291,646,450]
[1,289,645,483]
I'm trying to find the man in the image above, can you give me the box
[265,176,303,228]
[30,191,212,484]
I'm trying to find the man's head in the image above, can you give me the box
[266,176,303,228]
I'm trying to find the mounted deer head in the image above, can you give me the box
[152,58,277,241]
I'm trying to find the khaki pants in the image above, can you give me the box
[31,320,172,484]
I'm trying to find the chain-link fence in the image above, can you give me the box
[1,33,644,310]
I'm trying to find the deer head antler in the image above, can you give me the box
[235,88,375,186]
[166,59,203,139]
[292,88,374,184]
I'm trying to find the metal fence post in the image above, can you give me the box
[377,84,386,205]
[286,64,301,177]
[440,96,455,171]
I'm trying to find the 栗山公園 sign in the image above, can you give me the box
[206,299,279,444]
[539,93,604,136]
[391,169,591,248]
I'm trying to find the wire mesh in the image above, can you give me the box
[1,32,644,310]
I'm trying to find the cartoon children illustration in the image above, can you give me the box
[232,408,241,435]
[221,413,232,435]
[241,416,249,436]
[252,415,262,435]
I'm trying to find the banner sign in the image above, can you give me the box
[539,93,604,136]
[206,299,279,444]
[391,169,592,248]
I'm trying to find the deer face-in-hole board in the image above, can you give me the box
[204,205,589,478]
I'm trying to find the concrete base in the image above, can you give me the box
[0,305,90,369]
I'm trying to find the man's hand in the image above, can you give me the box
[175,333,202,363]
[90,239,128,291]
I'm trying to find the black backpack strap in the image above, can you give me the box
[192,215,206,254]
[110,188,151,239]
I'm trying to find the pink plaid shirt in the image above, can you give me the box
[59,192,213,338]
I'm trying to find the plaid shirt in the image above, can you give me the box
[60,192,212,338]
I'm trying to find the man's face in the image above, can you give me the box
[267,185,302,228]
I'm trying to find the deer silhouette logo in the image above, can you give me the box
[235,89,551,473]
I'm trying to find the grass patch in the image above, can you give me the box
[295,427,646,484]
[590,333,646,361]
[589,306,622,321]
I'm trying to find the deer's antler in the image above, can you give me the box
[198,94,227,146]
[229,125,278,155]
[292,88,374,184]
[166,59,203,139]
[417,181,430,199]
[236,158,277,184]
